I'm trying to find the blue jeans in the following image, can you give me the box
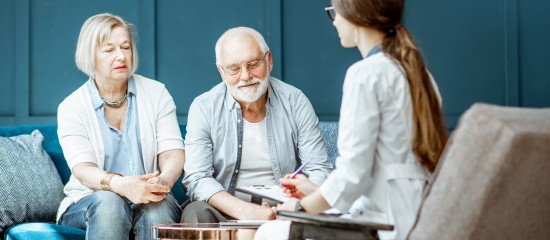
[59,191,181,240]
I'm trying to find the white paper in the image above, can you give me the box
[236,185,289,203]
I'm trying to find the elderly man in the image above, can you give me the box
[181,26,332,222]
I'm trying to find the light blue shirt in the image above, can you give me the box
[183,77,333,202]
[87,77,145,176]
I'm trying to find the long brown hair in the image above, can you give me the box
[333,0,448,172]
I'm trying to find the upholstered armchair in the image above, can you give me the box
[282,103,550,240]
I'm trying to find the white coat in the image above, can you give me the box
[319,52,441,239]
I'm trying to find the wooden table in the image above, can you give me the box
[151,223,251,240]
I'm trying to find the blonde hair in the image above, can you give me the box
[75,13,138,77]
[214,26,270,66]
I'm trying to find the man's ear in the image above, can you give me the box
[217,65,225,82]
[267,51,274,72]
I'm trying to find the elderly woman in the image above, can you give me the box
[56,13,185,239]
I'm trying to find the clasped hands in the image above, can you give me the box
[111,170,171,204]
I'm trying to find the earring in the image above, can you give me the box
[354,28,359,44]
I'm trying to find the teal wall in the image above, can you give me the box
[0,0,548,127]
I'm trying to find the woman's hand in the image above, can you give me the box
[276,197,300,212]
[111,171,170,204]
[279,174,319,199]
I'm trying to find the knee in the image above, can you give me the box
[182,201,210,217]
[88,191,130,220]
[181,201,219,223]
[139,197,181,224]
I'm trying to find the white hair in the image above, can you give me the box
[75,13,139,78]
[215,26,270,66]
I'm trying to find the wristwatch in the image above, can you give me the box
[294,200,305,212]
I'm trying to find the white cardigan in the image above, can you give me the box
[56,74,184,221]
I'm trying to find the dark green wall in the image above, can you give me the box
[1,0,548,127]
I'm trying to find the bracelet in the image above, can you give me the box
[100,172,123,191]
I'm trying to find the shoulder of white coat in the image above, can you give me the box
[348,53,400,76]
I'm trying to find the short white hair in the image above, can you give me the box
[215,26,270,66]
[75,13,139,78]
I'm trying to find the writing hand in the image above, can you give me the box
[279,174,318,199]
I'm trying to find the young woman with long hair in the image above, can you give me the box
[255,0,448,239]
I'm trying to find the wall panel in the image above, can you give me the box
[282,0,357,121]
[0,0,15,120]
[405,0,508,126]
[519,1,550,107]
[29,0,145,116]
[156,0,281,122]
[0,0,548,127]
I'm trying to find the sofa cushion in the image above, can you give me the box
[0,130,65,235]
[5,223,85,240]
[319,121,339,167]
[0,125,70,184]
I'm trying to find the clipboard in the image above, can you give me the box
[276,211,394,231]
[235,185,289,203]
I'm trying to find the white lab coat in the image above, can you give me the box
[319,52,439,239]
[255,52,441,240]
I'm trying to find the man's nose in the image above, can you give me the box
[239,65,253,80]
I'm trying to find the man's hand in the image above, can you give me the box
[241,202,276,220]
[111,171,170,204]
[279,174,319,199]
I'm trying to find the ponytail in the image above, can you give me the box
[382,25,448,172]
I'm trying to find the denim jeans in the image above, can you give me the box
[59,191,181,240]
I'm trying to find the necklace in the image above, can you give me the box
[101,91,128,108]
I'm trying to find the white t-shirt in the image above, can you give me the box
[234,117,276,202]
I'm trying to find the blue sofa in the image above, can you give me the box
[0,122,338,239]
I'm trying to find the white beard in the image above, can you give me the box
[227,75,269,103]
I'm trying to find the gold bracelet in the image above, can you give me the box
[100,172,123,191]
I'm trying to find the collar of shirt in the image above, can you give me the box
[366,45,382,58]
[87,75,137,110]
[223,76,275,111]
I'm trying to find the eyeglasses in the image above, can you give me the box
[325,5,335,21]
[220,52,269,76]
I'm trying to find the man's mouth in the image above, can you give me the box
[239,82,259,88]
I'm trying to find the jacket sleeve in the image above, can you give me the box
[319,65,380,212]
[57,91,98,171]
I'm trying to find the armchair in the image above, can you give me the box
[281,103,550,240]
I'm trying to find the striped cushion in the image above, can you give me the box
[0,130,65,235]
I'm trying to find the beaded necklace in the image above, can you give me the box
[101,91,128,108]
